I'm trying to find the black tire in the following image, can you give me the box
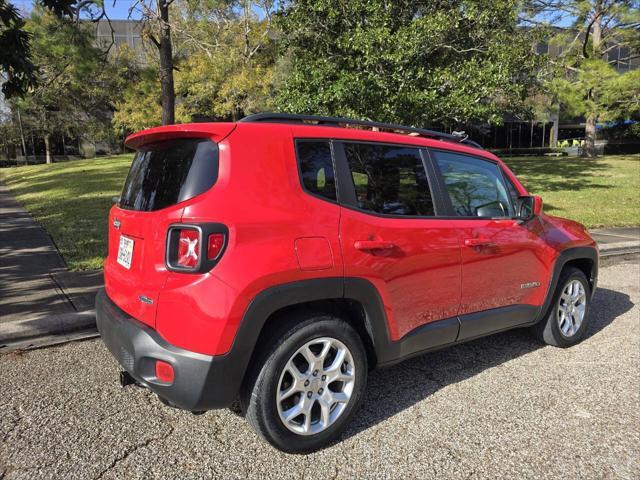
[241,313,368,453]
[532,267,592,347]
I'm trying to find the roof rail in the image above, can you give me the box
[239,112,483,149]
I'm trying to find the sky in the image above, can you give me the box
[99,1,143,20]
[12,0,142,19]
[13,0,575,25]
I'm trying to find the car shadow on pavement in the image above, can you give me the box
[341,286,634,441]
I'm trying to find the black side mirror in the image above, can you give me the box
[515,195,542,221]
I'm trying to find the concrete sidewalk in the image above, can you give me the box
[0,183,102,350]
[0,176,638,351]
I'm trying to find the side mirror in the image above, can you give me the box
[516,195,543,221]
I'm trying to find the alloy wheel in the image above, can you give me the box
[276,337,355,436]
[557,279,587,337]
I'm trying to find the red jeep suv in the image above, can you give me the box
[97,113,598,453]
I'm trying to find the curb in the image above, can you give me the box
[598,240,640,256]
[598,240,640,267]
[0,310,97,352]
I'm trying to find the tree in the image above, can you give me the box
[114,0,278,128]
[1,0,117,98]
[13,7,118,163]
[134,0,177,125]
[275,0,541,129]
[174,0,277,120]
[523,0,640,156]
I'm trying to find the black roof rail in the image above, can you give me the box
[239,112,483,149]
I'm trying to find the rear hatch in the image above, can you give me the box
[104,125,234,327]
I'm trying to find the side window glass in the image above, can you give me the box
[296,141,337,202]
[344,143,435,216]
[432,151,514,218]
[503,171,521,205]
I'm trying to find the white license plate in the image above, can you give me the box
[117,236,134,269]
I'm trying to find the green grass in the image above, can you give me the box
[0,154,133,271]
[1,153,638,271]
[502,154,640,228]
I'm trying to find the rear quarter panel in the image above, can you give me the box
[155,124,344,355]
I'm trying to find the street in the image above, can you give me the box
[1,261,638,479]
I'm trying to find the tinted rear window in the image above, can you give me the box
[344,142,435,216]
[119,138,218,211]
[296,141,337,202]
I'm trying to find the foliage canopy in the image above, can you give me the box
[275,0,542,128]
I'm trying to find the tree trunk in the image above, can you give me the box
[16,107,27,157]
[44,134,52,164]
[584,115,597,158]
[583,1,603,157]
[158,1,175,125]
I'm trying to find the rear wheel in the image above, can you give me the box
[242,314,367,453]
[532,267,591,347]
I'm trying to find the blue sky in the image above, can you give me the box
[13,0,142,19]
[100,1,142,20]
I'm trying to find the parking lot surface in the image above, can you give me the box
[1,262,638,479]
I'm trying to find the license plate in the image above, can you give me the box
[117,236,134,269]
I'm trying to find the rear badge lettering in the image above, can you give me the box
[139,295,154,305]
[521,281,541,289]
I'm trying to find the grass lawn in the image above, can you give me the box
[0,154,133,271]
[503,154,640,228]
[1,153,638,271]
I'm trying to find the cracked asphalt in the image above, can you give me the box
[1,261,639,479]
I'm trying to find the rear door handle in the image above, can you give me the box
[464,237,494,247]
[354,240,396,251]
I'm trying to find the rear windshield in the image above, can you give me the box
[119,138,218,211]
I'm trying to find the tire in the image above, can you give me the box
[532,266,592,347]
[242,313,368,453]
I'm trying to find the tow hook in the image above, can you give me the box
[119,370,138,387]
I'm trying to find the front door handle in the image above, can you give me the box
[464,237,494,247]
[354,240,396,251]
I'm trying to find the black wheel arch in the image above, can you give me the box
[535,246,598,324]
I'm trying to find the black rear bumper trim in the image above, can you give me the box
[96,289,238,410]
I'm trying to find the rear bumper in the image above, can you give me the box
[96,289,239,410]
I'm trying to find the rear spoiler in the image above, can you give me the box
[124,123,237,150]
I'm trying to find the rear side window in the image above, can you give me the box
[343,143,434,216]
[296,141,337,202]
[119,138,218,212]
[432,150,514,217]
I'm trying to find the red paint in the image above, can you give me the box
[103,121,596,356]
[295,237,334,271]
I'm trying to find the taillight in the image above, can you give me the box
[207,233,225,260]
[177,229,199,268]
[166,224,228,273]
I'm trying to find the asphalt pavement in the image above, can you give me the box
[1,261,639,479]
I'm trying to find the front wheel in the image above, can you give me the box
[532,266,592,347]
[243,314,367,453]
